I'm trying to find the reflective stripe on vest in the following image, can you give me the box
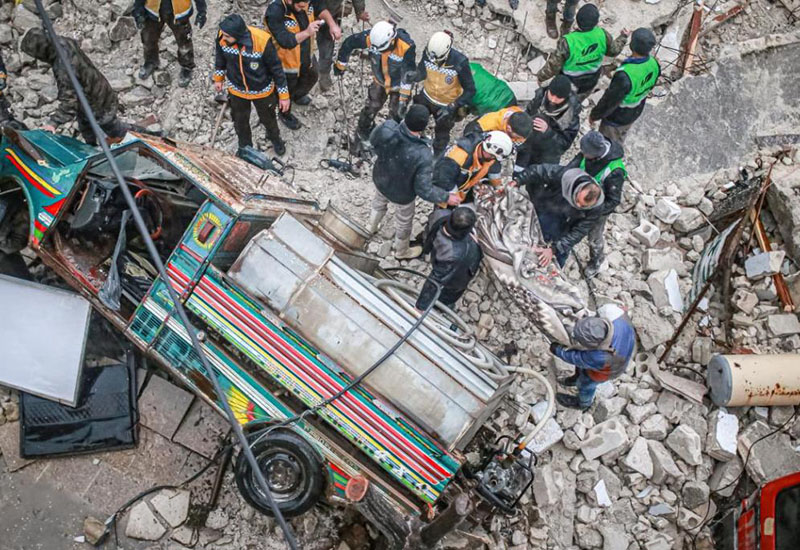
[580,157,627,183]
[422,59,464,106]
[562,27,607,76]
[270,1,315,74]
[436,145,496,207]
[145,0,193,19]
[617,57,660,108]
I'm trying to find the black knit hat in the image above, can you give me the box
[631,27,656,55]
[219,14,249,41]
[576,4,599,31]
[548,74,572,99]
[405,104,430,132]
[508,112,533,139]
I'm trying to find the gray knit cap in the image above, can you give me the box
[572,317,613,349]
[579,131,610,159]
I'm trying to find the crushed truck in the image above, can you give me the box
[0,127,554,545]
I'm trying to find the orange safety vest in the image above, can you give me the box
[476,106,525,143]
[267,0,315,75]
[437,144,497,207]
[145,0,193,20]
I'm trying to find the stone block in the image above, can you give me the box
[682,481,710,509]
[642,248,685,274]
[673,207,705,233]
[150,489,190,528]
[766,163,800,262]
[691,337,713,365]
[633,219,661,247]
[653,198,681,224]
[738,420,800,484]
[532,463,559,507]
[706,409,738,461]
[666,425,703,466]
[647,269,683,312]
[732,288,759,315]
[708,456,743,497]
[109,16,137,42]
[599,523,630,550]
[138,375,195,440]
[745,251,785,280]
[648,440,683,484]
[581,418,629,460]
[125,501,167,541]
[641,414,669,440]
[526,418,564,454]
[767,314,800,336]
[622,437,653,479]
[173,400,230,459]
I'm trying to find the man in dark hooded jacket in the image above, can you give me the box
[515,165,604,268]
[21,29,127,145]
[416,207,483,311]
[564,131,626,278]
[550,314,636,409]
[514,75,580,174]
[367,104,461,259]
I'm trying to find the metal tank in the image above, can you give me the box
[708,353,800,407]
[229,213,512,451]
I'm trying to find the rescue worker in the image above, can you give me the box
[318,0,369,92]
[367,105,462,259]
[412,31,476,157]
[213,14,290,156]
[590,27,660,144]
[265,0,341,130]
[334,20,416,146]
[514,165,604,268]
[21,29,128,145]
[432,131,513,207]
[463,105,533,146]
[545,0,578,39]
[132,0,206,87]
[564,131,626,278]
[416,207,483,311]
[550,314,635,410]
[514,75,580,175]
[537,4,629,98]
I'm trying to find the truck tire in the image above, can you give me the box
[234,429,325,518]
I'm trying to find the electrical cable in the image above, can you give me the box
[29,4,299,547]
[689,409,798,549]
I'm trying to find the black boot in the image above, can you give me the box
[279,111,301,130]
[138,62,158,80]
[294,95,312,106]
[583,252,606,280]
[545,11,558,39]
[271,137,286,156]
[556,393,591,411]
[178,67,193,88]
[558,373,579,387]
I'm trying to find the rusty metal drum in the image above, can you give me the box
[708,354,800,406]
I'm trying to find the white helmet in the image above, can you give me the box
[427,31,453,64]
[370,21,397,52]
[482,131,514,160]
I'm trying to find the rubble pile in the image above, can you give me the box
[0,0,799,549]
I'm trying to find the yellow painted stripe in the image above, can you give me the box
[5,149,61,197]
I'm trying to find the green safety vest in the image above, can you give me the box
[580,157,627,183]
[617,57,660,107]
[562,27,607,76]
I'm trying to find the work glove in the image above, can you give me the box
[0,77,6,92]
[436,104,455,122]
[549,341,560,354]
[133,7,146,30]
[195,11,207,28]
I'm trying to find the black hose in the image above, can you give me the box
[247,277,441,443]
[29,5,299,547]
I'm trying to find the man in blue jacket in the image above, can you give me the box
[367,104,461,259]
[550,315,636,409]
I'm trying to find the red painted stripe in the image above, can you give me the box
[190,272,452,482]
[6,154,54,198]
[34,219,47,233]
[334,481,347,491]
[179,243,204,263]
[328,462,351,479]
[182,270,450,483]
[43,199,65,216]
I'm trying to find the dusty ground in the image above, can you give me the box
[2,0,800,549]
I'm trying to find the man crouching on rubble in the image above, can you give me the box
[550,314,635,410]
[21,28,128,145]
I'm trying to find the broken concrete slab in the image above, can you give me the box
[633,219,661,247]
[766,163,800,261]
[627,33,800,187]
[732,288,759,315]
[532,463,560,507]
[642,248,686,275]
[653,198,682,224]
[709,456,743,498]
[706,409,739,462]
[738,420,800,484]
[527,418,565,454]
[673,207,705,233]
[173,399,230,459]
[125,501,167,541]
[666,425,703,466]
[581,418,629,460]
[630,298,674,351]
[648,440,683,485]
[138,375,195,440]
[647,269,683,312]
[652,363,707,404]
[150,489,191,528]
[767,314,800,336]
[745,251,786,280]
[691,337,713,365]
[623,437,654,479]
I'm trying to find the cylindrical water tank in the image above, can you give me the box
[707,354,800,407]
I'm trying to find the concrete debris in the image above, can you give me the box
[706,409,739,461]
[593,479,612,508]
[738,420,800,484]
[623,437,654,479]
[526,418,564,454]
[708,456,744,498]
[641,414,669,441]
[642,248,686,275]
[681,481,710,509]
[745,251,786,280]
[767,314,800,336]
[666,425,704,466]
[653,199,682,224]
[532,463,560,507]
[633,219,661,247]
[647,269,683,312]
[648,440,684,485]
[125,502,167,541]
[766,163,800,261]
[673,207,705,233]
[691,337,713,365]
[150,489,190,529]
[732,288,759,315]
[581,419,630,460]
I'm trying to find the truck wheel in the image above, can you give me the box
[234,430,325,518]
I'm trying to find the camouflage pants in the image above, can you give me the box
[141,16,195,70]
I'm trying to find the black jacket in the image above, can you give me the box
[416,212,483,309]
[414,47,476,109]
[20,30,118,128]
[518,164,604,256]
[213,26,289,100]
[432,132,502,195]
[324,0,365,17]
[336,28,416,96]
[590,56,659,126]
[265,0,327,71]
[565,139,626,218]
[369,120,448,205]
[516,87,581,168]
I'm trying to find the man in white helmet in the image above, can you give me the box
[411,31,475,156]
[431,130,512,208]
[334,20,417,146]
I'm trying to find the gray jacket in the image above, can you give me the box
[369,120,449,205]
